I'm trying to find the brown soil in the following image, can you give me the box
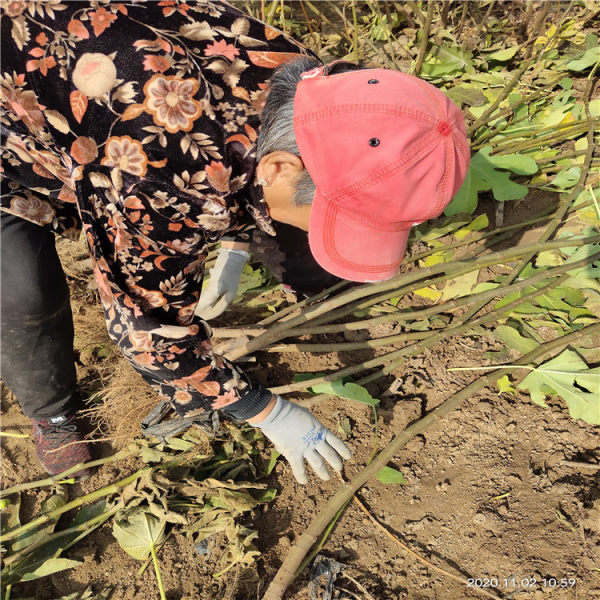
[2,198,600,600]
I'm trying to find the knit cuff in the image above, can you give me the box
[222,386,273,421]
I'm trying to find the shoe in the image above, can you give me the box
[31,414,93,479]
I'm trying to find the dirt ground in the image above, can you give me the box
[2,197,600,600]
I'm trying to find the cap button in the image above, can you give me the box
[437,122,452,136]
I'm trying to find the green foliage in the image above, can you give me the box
[496,375,516,396]
[565,44,600,71]
[19,558,83,582]
[446,147,538,216]
[494,324,538,354]
[53,587,114,600]
[295,374,380,407]
[376,466,407,485]
[421,45,474,78]
[1,428,276,591]
[518,349,600,424]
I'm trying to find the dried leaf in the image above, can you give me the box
[112,508,167,561]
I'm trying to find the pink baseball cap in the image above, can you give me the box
[293,64,470,282]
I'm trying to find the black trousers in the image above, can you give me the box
[1,213,339,420]
[0,213,79,419]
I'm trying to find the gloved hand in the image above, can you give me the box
[195,247,249,320]
[253,395,352,484]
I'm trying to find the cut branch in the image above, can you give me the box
[225,235,599,362]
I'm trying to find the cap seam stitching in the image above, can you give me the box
[323,205,404,273]
[294,104,438,127]
[322,128,441,203]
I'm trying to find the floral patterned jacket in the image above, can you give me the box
[0,0,315,419]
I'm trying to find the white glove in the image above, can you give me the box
[254,395,352,484]
[195,247,248,320]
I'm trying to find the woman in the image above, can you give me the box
[0,1,468,483]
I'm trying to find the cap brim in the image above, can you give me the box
[308,190,409,283]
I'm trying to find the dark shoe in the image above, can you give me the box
[31,414,93,479]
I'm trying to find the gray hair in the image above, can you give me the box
[256,56,321,206]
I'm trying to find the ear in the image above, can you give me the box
[256,151,304,186]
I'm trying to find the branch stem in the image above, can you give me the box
[225,236,599,362]
[1,469,147,542]
[0,449,133,498]
[271,269,574,396]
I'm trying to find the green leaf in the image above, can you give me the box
[19,558,82,582]
[413,216,470,241]
[445,146,537,215]
[445,85,486,107]
[340,417,352,436]
[413,285,443,302]
[496,375,516,396]
[486,46,519,62]
[309,380,380,407]
[550,167,581,189]
[532,288,592,320]
[234,263,267,301]
[518,349,600,424]
[439,270,479,301]
[454,214,489,240]
[565,45,600,71]
[421,45,473,78]
[12,489,68,552]
[485,150,538,176]
[494,325,538,354]
[376,466,406,484]
[112,508,167,561]
[445,167,484,216]
[265,449,280,476]
[52,586,96,600]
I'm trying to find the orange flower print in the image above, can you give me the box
[173,389,193,405]
[133,352,158,367]
[130,285,167,308]
[30,150,72,184]
[210,390,238,409]
[35,32,49,46]
[101,136,148,176]
[10,194,55,225]
[176,303,196,325]
[26,54,56,77]
[128,330,154,351]
[2,0,25,17]
[1,88,46,133]
[205,40,239,61]
[205,161,231,193]
[89,7,117,37]
[173,366,220,396]
[143,75,201,134]
[58,183,77,204]
[70,136,98,164]
[143,54,171,73]
[158,0,190,17]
